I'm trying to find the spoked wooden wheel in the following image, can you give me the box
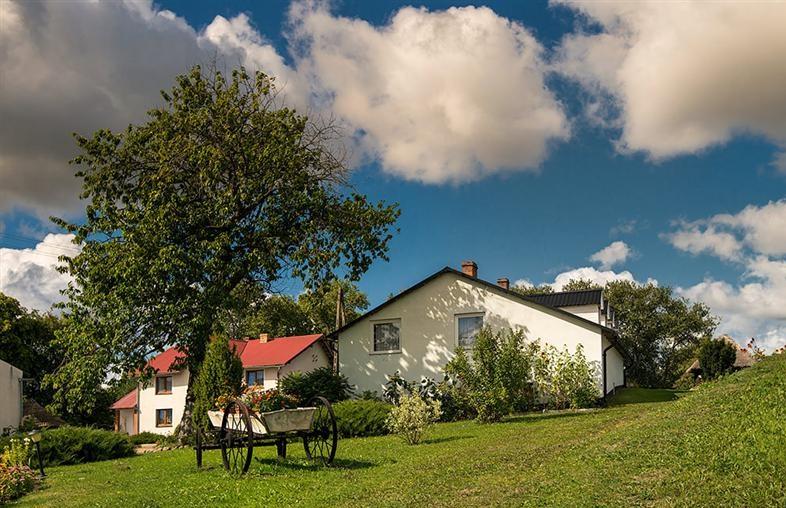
[303,396,337,465]
[220,400,254,474]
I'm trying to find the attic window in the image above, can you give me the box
[457,314,484,348]
[373,321,400,352]
[155,376,172,394]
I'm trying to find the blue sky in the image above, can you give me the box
[1,1,785,349]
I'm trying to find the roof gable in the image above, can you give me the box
[240,334,323,368]
[145,334,322,373]
[110,389,137,410]
[332,267,618,338]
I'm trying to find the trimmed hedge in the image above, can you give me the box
[129,432,160,446]
[36,427,134,466]
[332,399,392,438]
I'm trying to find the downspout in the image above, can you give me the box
[602,342,615,399]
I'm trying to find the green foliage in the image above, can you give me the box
[534,344,600,409]
[0,292,62,405]
[128,432,160,446]
[1,437,33,467]
[698,338,736,379]
[510,284,554,296]
[445,328,538,422]
[605,280,717,387]
[25,426,134,466]
[193,336,243,431]
[385,394,441,445]
[559,279,602,292]
[279,367,353,403]
[47,64,399,419]
[219,279,370,340]
[0,464,38,504]
[332,399,392,438]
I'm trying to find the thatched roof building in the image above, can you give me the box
[686,335,755,376]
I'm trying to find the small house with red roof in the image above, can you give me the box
[111,333,328,435]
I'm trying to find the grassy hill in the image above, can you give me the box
[19,355,786,507]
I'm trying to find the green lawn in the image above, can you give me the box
[18,356,786,507]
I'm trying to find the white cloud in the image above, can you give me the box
[0,0,299,217]
[667,200,786,259]
[1,1,572,216]
[665,225,742,262]
[0,234,79,311]
[668,200,786,352]
[589,241,631,270]
[550,266,637,291]
[554,1,786,163]
[289,3,570,183]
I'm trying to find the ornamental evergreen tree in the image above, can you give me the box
[192,335,244,432]
[698,337,736,380]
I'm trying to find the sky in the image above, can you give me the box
[1,0,786,350]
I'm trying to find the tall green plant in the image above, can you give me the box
[192,336,243,432]
[698,338,736,379]
[445,328,537,422]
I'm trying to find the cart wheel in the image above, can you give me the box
[303,396,337,465]
[220,400,254,474]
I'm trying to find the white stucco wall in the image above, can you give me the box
[604,338,625,394]
[338,272,618,395]
[0,359,23,432]
[561,304,601,324]
[138,370,189,435]
[244,342,329,391]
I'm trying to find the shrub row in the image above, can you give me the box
[332,399,392,438]
[1,426,135,467]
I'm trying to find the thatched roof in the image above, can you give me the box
[23,399,66,428]
[686,335,755,374]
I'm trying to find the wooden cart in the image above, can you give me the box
[195,396,337,473]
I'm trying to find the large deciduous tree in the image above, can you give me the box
[604,280,717,387]
[46,66,399,431]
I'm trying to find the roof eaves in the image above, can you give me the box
[332,266,611,337]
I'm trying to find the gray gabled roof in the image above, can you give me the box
[527,289,604,308]
[331,267,629,360]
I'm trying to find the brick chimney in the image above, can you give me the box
[259,333,269,343]
[461,260,478,278]
[497,277,509,290]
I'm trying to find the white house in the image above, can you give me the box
[335,261,627,397]
[111,333,329,435]
[0,358,23,433]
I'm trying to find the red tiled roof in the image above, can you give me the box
[110,389,137,410]
[144,335,323,373]
[240,334,323,368]
[147,346,187,374]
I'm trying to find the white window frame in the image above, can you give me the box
[370,319,401,354]
[455,312,485,349]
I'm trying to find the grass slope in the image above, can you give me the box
[18,356,786,507]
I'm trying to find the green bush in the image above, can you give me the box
[385,394,441,445]
[698,338,736,379]
[36,426,134,466]
[534,343,600,409]
[0,464,38,503]
[445,328,539,422]
[129,432,160,446]
[332,399,392,438]
[280,367,353,403]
